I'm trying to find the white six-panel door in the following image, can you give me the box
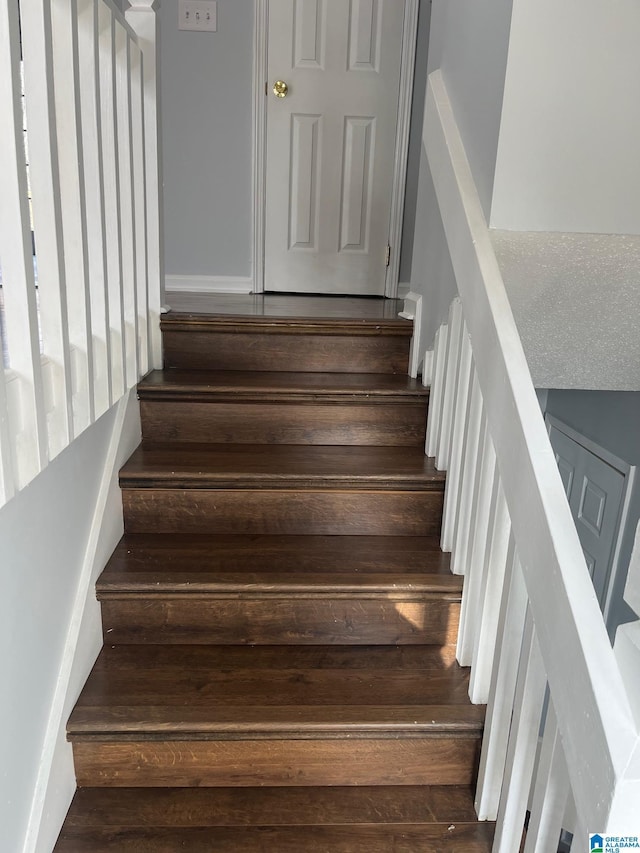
[548,417,629,616]
[264,0,404,295]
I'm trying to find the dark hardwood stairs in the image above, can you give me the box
[55,296,494,852]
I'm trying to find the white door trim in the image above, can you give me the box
[251,0,419,296]
[546,413,636,630]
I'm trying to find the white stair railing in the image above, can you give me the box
[421,70,640,849]
[0,0,161,509]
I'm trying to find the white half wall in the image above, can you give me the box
[491,0,640,234]
[0,390,141,853]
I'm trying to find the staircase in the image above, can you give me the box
[54,295,494,852]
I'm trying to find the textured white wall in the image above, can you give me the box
[491,0,640,233]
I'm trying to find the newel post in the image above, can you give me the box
[125,0,164,369]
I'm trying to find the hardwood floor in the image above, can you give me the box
[55,295,494,850]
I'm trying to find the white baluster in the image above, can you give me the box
[470,482,512,703]
[126,0,163,369]
[98,1,126,400]
[493,609,547,853]
[115,22,139,386]
[425,323,448,458]
[525,701,570,853]
[475,551,528,819]
[456,415,496,665]
[450,367,482,573]
[51,0,94,435]
[0,0,48,488]
[436,298,463,470]
[77,0,112,417]
[441,324,472,550]
[21,0,74,457]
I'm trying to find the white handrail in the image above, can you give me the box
[0,0,161,509]
[421,69,640,843]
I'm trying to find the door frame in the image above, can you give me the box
[251,0,420,296]
[546,413,636,629]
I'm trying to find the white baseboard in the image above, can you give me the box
[27,390,142,853]
[165,274,253,294]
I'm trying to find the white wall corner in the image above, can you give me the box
[623,520,640,617]
[27,390,142,853]
[399,291,423,379]
[614,622,640,732]
[422,349,434,386]
[165,275,253,294]
[397,281,411,299]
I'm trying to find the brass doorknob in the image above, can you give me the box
[273,80,289,98]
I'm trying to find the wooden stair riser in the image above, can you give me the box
[140,400,428,446]
[71,737,481,788]
[162,330,410,374]
[122,489,444,536]
[99,595,461,645]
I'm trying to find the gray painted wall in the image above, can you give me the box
[159,0,254,278]
[398,0,431,284]
[544,390,640,638]
[409,145,458,362]
[428,0,513,222]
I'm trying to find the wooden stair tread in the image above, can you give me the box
[60,785,483,827]
[120,444,445,489]
[138,369,428,401]
[56,824,494,852]
[55,823,494,852]
[163,292,406,320]
[68,645,483,735]
[69,705,485,735]
[99,534,456,594]
[161,314,412,336]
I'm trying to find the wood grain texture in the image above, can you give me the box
[60,785,483,827]
[55,822,495,852]
[99,534,453,586]
[138,371,428,447]
[140,400,428,446]
[162,330,410,373]
[119,444,445,491]
[122,489,443,536]
[100,595,460,645]
[72,737,481,787]
[69,644,474,716]
[138,369,429,400]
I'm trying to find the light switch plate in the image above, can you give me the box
[179,0,217,32]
